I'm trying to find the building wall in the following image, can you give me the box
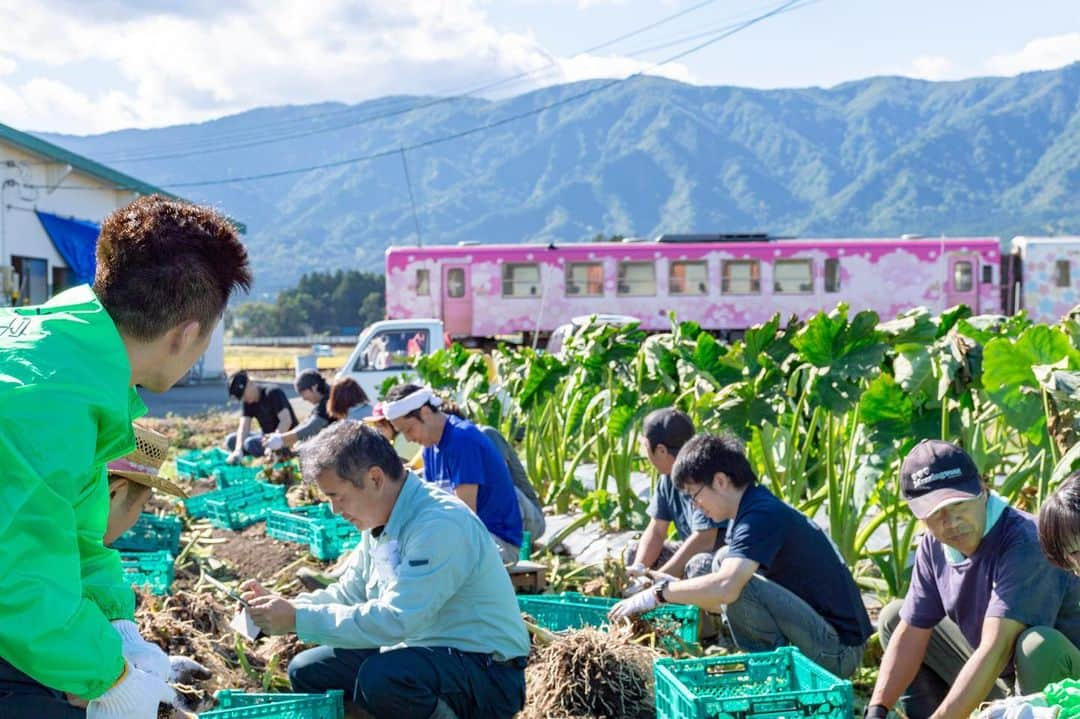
[1,140,137,298]
[0,138,226,379]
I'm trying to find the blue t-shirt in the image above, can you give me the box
[422,415,523,547]
[902,504,1080,676]
[726,484,873,647]
[649,474,727,549]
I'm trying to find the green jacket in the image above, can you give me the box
[0,285,146,698]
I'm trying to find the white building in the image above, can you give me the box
[0,121,241,379]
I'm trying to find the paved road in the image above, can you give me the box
[138,379,309,418]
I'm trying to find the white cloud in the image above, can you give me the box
[905,55,954,81]
[985,32,1080,76]
[0,55,15,76]
[0,0,695,134]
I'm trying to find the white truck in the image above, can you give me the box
[335,318,447,402]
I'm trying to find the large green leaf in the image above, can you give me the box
[859,375,914,442]
[984,325,1078,446]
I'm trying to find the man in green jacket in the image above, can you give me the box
[0,195,251,718]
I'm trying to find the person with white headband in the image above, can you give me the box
[383,383,524,564]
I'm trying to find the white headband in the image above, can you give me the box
[384,387,443,421]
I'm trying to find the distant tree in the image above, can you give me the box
[591,233,626,242]
[231,270,385,337]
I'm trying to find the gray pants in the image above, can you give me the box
[878,599,1080,719]
[515,487,545,541]
[707,548,865,679]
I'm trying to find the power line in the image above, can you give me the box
[19,0,814,195]
[158,0,812,190]
[85,0,733,165]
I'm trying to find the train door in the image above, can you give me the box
[945,253,979,312]
[441,263,473,337]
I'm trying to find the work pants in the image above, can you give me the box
[288,645,526,719]
[0,658,85,718]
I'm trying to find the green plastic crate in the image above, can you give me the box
[517,591,699,650]
[205,481,288,530]
[212,465,265,488]
[121,550,174,595]
[200,690,344,719]
[654,646,853,719]
[266,504,361,561]
[112,513,182,554]
[175,447,231,479]
[185,480,283,520]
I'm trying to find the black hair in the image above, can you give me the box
[671,433,757,491]
[295,368,330,396]
[642,408,695,455]
[299,420,404,486]
[1039,472,1080,572]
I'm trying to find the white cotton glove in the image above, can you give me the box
[86,665,177,719]
[112,620,170,682]
[608,586,658,620]
[265,433,285,451]
[168,656,212,684]
[622,576,651,597]
[626,562,648,578]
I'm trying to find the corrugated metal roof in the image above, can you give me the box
[0,121,246,234]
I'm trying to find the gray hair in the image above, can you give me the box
[299,421,404,487]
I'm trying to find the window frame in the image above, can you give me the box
[445,267,466,299]
[773,259,814,295]
[616,260,657,297]
[1055,260,1071,288]
[721,260,761,295]
[669,260,709,296]
[824,257,841,293]
[565,261,605,297]
[415,269,430,296]
[501,262,541,299]
[953,261,974,292]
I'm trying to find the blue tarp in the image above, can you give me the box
[34,210,99,286]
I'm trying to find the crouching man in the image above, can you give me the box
[241,421,529,719]
[867,440,1080,719]
[609,434,872,679]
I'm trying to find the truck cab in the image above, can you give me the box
[336,318,446,402]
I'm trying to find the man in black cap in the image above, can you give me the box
[867,440,1080,719]
[224,370,298,462]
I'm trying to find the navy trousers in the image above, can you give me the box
[288,645,526,719]
[0,658,85,718]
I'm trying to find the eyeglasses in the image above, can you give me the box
[689,484,708,505]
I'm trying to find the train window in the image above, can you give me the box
[722,260,760,294]
[617,261,656,296]
[1056,260,1071,288]
[953,261,973,292]
[502,263,541,298]
[982,265,993,284]
[774,260,813,294]
[566,262,604,296]
[824,258,840,293]
[415,269,430,296]
[670,261,708,296]
[446,268,466,298]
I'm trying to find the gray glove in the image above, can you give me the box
[169,656,212,684]
[86,665,176,719]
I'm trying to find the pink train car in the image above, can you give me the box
[385,235,1005,342]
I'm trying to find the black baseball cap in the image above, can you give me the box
[900,439,983,519]
[228,370,249,400]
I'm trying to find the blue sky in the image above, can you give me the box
[0,0,1076,134]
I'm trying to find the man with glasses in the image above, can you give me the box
[609,433,871,679]
[867,440,1080,719]
[241,421,529,719]
[623,409,726,589]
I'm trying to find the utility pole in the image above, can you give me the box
[399,148,423,247]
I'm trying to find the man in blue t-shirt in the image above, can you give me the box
[624,409,726,583]
[867,440,1080,719]
[384,384,523,564]
[610,434,872,679]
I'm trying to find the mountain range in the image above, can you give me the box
[41,63,1080,295]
